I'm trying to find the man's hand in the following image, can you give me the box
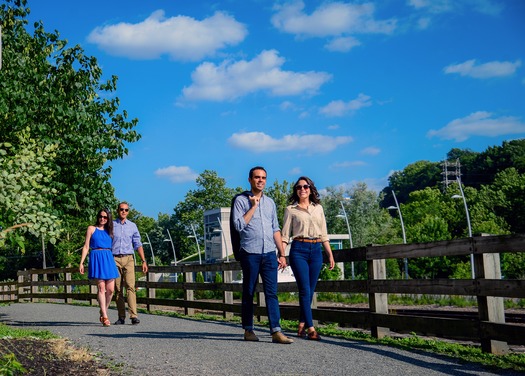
[249,195,260,208]
[277,256,287,270]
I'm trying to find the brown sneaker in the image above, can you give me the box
[244,330,259,341]
[271,331,294,344]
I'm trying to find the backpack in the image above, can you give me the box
[229,191,253,261]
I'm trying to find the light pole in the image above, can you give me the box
[215,217,230,262]
[387,190,408,279]
[189,224,202,265]
[336,198,354,279]
[164,229,177,266]
[143,233,156,266]
[452,177,475,279]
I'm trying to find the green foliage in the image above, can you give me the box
[0,132,61,249]
[319,264,341,280]
[502,253,525,279]
[0,353,27,376]
[265,179,292,226]
[170,170,242,259]
[382,160,442,207]
[0,0,140,264]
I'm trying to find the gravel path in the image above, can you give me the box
[0,302,520,376]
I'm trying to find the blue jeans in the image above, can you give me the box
[240,250,282,334]
[289,241,323,328]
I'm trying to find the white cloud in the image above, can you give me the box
[331,161,366,168]
[319,93,372,117]
[325,36,361,52]
[155,165,199,183]
[427,111,525,142]
[408,0,502,15]
[444,59,521,79]
[180,50,332,102]
[228,131,352,153]
[361,146,381,156]
[87,10,247,61]
[271,1,396,52]
[289,167,302,175]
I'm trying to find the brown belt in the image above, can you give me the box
[114,254,133,258]
[294,237,322,243]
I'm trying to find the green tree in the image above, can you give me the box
[381,160,442,207]
[265,178,292,226]
[170,170,241,259]
[322,183,398,279]
[0,0,140,225]
[0,131,61,250]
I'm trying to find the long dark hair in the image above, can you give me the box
[95,209,114,238]
[288,176,320,205]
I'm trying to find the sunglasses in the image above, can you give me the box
[296,184,310,190]
[98,215,108,219]
[119,208,129,212]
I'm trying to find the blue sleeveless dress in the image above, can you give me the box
[89,228,119,280]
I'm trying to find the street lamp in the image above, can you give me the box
[215,217,230,262]
[452,177,475,279]
[143,233,156,266]
[387,190,409,279]
[164,229,177,266]
[336,198,354,279]
[189,224,202,265]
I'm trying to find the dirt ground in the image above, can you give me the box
[0,338,112,375]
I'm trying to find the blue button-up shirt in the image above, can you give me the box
[232,193,280,254]
[112,219,142,255]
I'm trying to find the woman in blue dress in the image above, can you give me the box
[80,209,119,327]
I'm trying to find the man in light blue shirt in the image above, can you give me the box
[112,202,148,325]
[232,166,293,344]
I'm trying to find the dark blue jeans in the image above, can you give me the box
[289,241,323,328]
[240,250,282,334]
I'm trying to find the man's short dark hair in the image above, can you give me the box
[249,166,267,179]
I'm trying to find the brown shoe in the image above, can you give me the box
[307,330,321,341]
[244,330,259,342]
[297,323,306,338]
[272,331,294,344]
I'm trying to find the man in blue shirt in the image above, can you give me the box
[232,166,293,344]
[112,202,148,325]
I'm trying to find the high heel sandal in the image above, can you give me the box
[102,317,111,327]
[297,323,306,338]
[307,329,321,341]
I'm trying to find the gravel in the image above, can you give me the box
[0,302,521,376]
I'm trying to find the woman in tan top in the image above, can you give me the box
[281,176,335,340]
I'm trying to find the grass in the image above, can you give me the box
[0,323,59,340]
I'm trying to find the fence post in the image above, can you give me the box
[31,271,38,303]
[474,237,509,355]
[368,252,389,339]
[185,269,195,316]
[17,272,25,303]
[223,270,233,319]
[65,271,72,304]
[90,283,97,306]
[147,271,156,313]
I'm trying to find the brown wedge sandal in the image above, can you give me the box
[102,317,111,327]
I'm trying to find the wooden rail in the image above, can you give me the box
[2,234,524,354]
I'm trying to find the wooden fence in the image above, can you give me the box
[2,234,524,355]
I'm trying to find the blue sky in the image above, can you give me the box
[26,0,525,217]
